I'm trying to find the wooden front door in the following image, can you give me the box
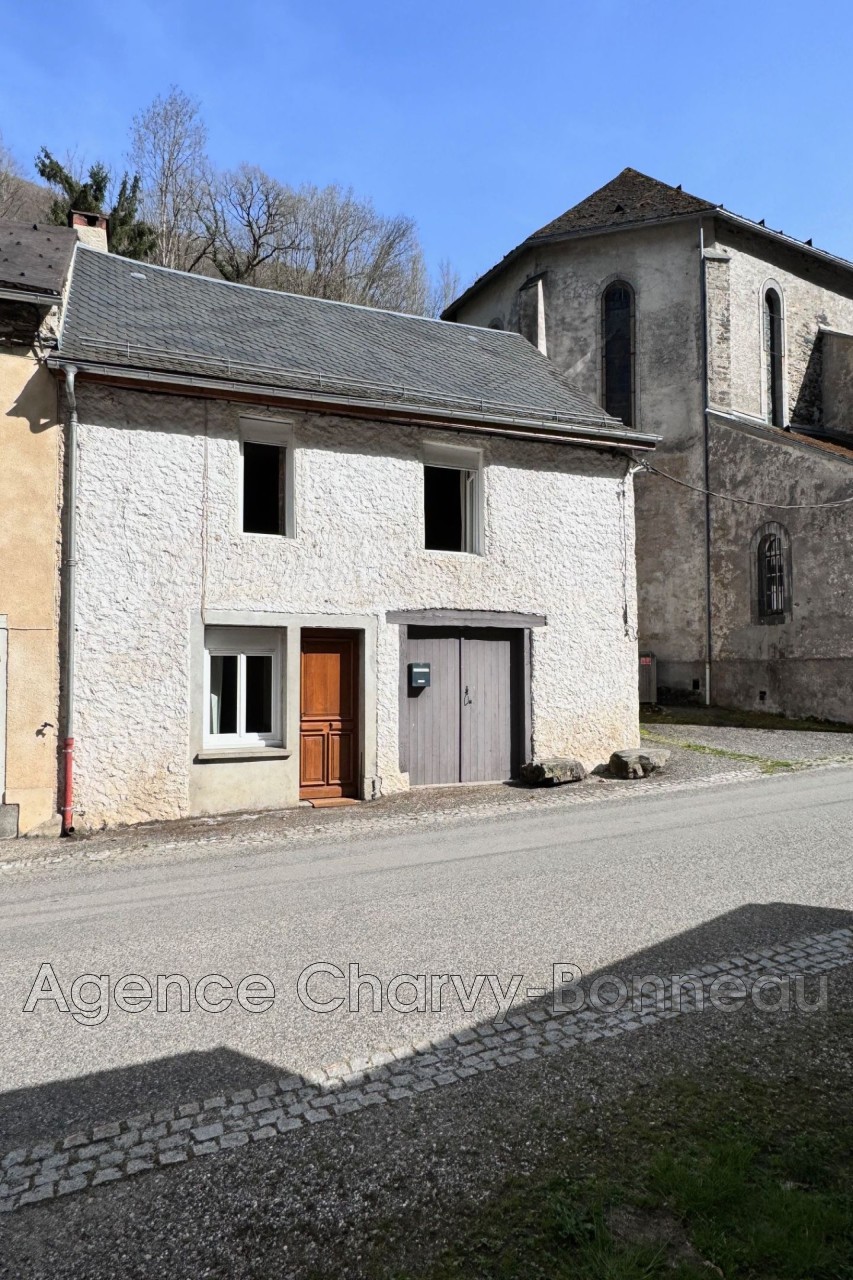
[300,631,359,800]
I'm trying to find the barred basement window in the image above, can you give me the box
[601,281,635,426]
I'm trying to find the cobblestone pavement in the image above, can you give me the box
[4,722,852,880]
[2,923,850,1214]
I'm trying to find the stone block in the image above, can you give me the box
[608,748,670,778]
[520,758,587,786]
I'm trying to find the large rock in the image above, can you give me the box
[608,748,670,779]
[520,757,587,786]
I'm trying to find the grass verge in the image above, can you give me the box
[640,729,796,774]
[394,1060,853,1280]
[640,705,853,734]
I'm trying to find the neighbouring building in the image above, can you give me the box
[46,246,656,829]
[444,169,853,722]
[0,220,78,835]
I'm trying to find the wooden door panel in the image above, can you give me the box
[406,632,461,786]
[300,732,327,788]
[461,633,514,782]
[301,644,354,720]
[329,731,355,787]
[300,632,359,799]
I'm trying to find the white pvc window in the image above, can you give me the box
[204,627,282,747]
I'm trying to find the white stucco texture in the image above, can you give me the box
[71,385,640,826]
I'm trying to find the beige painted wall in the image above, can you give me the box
[0,348,61,832]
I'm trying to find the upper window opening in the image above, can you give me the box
[243,441,285,534]
[602,281,635,427]
[764,287,784,427]
[240,418,293,537]
[423,444,481,554]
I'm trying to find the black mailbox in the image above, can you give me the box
[408,662,431,689]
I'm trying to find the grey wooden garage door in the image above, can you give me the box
[405,627,520,785]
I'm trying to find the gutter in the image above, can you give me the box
[0,288,63,307]
[61,365,78,834]
[46,357,660,452]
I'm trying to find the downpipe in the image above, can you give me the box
[699,221,713,707]
[61,365,78,835]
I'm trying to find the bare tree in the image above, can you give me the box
[130,87,210,270]
[429,258,462,318]
[0,132,24,219]
[198,165,305,284]
[260,183,432,312]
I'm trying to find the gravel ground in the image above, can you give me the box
[2,956,849,1280]
[4,723,848,880]
[640,722,853,764]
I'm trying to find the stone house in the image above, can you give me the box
[0,220,79,835]
[444,169,853,722]
[47,246,656,828]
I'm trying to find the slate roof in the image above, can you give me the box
[56,246,631,430]
[530,168,716,240]
[0,221,77,296]
[443,168,853,320]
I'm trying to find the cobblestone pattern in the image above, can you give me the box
[2,925,850,1212]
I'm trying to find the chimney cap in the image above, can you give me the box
[68,209,109,232]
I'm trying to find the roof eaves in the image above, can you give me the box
[708,407,853,464]
[0,285,62,305]
[715,209,853,279]
[48,354,659,451]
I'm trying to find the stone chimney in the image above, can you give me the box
[69,210,108,252]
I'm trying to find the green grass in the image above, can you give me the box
[639,729,797,774]
[392,1071,853,1280]
[640,704,853,734]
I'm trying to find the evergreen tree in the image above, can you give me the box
[34,148,155,259]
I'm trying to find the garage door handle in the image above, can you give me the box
[463,685,472,705]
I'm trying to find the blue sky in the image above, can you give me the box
[2,0,851,288]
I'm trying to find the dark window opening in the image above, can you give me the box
[209,654,238,735]
[602,282,635,426]
[245,654,273,734]
[424,465,464,551]
[243,440,285,534]
[764,288,784,427]
[758,532,786,618]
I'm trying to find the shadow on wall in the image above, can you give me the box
[1,899,849,1155]
[6,366,58,435]
[791,329,823,428]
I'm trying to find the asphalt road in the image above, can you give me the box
[1,765,852,1148]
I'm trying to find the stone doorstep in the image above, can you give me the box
[0,926,850,1213]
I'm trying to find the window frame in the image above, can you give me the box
[203,626,283,748]
[751,521,792,625]
[238,416,295,539]
[422,441,484,556]
[762,284,786,428]
[600,279,636,428]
